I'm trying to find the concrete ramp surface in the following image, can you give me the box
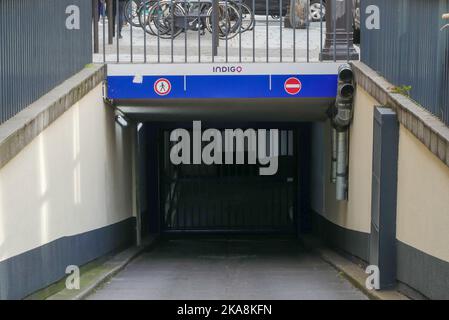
[87,238,368,300]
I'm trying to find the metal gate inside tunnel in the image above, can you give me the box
[158,127,298,234]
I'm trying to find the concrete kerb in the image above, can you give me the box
[45,236,158,300]
[0,64,106,170]
[351,61,449,169]
[302,236,409,300]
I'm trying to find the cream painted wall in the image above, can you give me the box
[316,84,449,263]
[317,86,377,234]
[396,127,449,263]
[0,84,134,262]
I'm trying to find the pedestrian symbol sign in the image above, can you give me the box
[154,78,171,96]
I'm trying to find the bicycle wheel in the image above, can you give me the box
[148,1,186,39]
[232,2,254,33]
[187,2,210,32]
[138,0,158,35]
[125,0,143,28]
[205,2,240,40]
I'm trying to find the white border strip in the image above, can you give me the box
[108,63,341,76]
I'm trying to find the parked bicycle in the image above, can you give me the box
[124,0,255,40]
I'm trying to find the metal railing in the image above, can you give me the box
[361,0,449,126]
[92,0,358,63]
[0,0,92,125]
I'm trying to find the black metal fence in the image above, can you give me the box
[0,0,92,125]
[92,0,330,63]
[361,0,449,126]
[160,128,297,233]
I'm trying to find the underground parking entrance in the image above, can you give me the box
[92,63,369,299]
[85,120,366,300]
[136,121,312,236]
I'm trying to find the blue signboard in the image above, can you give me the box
[107,63,340,101]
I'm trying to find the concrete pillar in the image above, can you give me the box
[320,0,359,61]
[370,107,399,289]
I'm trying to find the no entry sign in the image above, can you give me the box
[154,78,171,96]
[284,77,302,95]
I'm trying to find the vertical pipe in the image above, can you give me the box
[335,130,348,201]
[331,128,337,183]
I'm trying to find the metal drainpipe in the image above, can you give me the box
[336,130,348,201]
[331,128,338,183]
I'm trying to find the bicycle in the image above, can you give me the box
[124,0,148,27]
[124,0,254,40]
[145,0,237,39]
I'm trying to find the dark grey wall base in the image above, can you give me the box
[311,212,449,300]
[0,217,135,300]
[397,241,449,300]
[311,212,370,263]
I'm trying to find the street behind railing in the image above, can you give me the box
[92,0,354,63]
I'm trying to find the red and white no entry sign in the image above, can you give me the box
[284,77,302,95]
[154,78,171,96]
